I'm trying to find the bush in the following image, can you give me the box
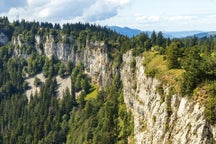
[34,77,42,87]
[204,82,216,124]
[130,58,136,74]
[205,96,216,124]
[156,84,164,96]
[145,68,158,78]
[152,115,156,124]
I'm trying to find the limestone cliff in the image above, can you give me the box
[43,35,112,87]
[13,34,112,87]
[12,33,216,143]
[121,51,216,144]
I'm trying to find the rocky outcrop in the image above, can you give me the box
[121,51,216,144]
[43,35,70,60]
[12,34,28,58]
[0,32,9,45]
[42,35,112,87]
[13,34,112,87]
[12,33,216,143]
[25,73,71,101]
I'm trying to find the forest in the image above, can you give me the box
[0,16,216,143]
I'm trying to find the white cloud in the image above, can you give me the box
[135,14,196,23]
[83,0,128,21]
[135,14,160,23]
[133,12,216,31]
[167,15,197,21]
[0,0,131,22]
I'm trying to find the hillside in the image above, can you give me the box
[109,26,143,38]
[0,16,216,143]
[110,26,216,38]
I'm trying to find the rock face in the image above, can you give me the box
[121,51,216,144]
[13,33,216,143]
[0,32,9,45]
[12,34,28,58]
[13,34,112,87]
[42,35,112,87]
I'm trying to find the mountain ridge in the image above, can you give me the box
[0,16,216,144]
[109,26,216,38]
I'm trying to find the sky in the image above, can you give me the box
[1,0,216,31]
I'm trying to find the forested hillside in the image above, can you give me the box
[0,16,216,143]
[0,16,134,144]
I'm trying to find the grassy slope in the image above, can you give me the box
[85,84,99,100]
[143,51,184,93]
[143,51,216,124]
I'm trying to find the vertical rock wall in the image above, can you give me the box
[121,51,216,144]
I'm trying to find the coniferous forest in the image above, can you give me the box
[0,16,216,143]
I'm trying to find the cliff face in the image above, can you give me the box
[12,34,216,143]
[43,35,112,87]
[13,34,112,87]
[121,51,216,144]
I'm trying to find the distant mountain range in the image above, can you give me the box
[109,26,143,38]
[109,26,216,38]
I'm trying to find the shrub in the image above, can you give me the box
[34,77,42,87]
[152,115,156,124]
[156,83,164,96]
[130,58,136,74]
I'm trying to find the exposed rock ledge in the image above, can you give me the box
[121,51,216,144]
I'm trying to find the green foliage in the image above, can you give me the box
[0,44,13,61]
[34,77,42,87]
[66,82,133,144]
[152,115,156,124]
[156,83,164,96]
[85,84,99,100]
[204,82,216,124]
[58,63,66,78]
[0,17,134,144]
[144,39,152,50]
[130,58,136,74]
[42,56,58,77]
[0,17,14,40]
[146,68,158,78]
[143,52,167,78]
[166,91,173,117]
[27,53,45,76]
[78,91,86,109]
[180,47,198,93]
[166,41,182,69]
[81,78,91,93]
[132,47,145,56]
[157,31,165,47]
[180,46,206,95]
[151,31,157,45]
[2,16,216,143]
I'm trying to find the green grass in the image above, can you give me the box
[143,51,184,93]
[143,52,167,78]
[85,84,99,100]
[143,51,216,125]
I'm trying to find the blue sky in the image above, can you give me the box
[1,0,216,31]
